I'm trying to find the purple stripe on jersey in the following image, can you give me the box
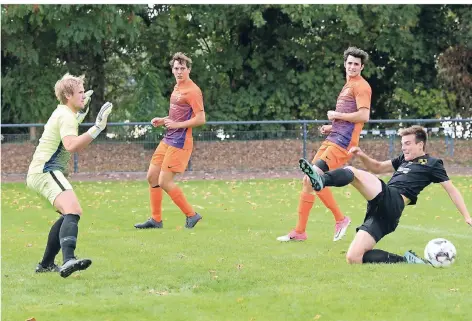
[163,106,193,148]
[326,97,357,149]
[326,121,355,149]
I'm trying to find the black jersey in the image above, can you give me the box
[387,154,449,205]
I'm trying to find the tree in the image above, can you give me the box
[1,4,145,125]
[437,5,472,118]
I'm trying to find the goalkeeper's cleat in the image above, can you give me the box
[35,262,60,273]
[134,217,163,229]
[59,258,92,278]
[185,213,202,228]
[404,250,428,264]
[299,158,326,191]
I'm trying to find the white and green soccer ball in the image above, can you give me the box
[424,238,456,268]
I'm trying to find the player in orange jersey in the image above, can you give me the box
[277,47,372,242]
[135,52,206,229]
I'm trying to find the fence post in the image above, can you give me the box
[389,134,395,158]
[29,126,37,142]
[444,135,449,155]
[450,137,454,157]
[73,152,79,173]
[188,157,192,171]
[302,122,307,160]
[444,133,454,157]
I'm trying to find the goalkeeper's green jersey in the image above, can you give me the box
[28,105,78,174]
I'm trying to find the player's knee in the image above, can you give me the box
[302,176,311,186]
[146,173,158,186]
[302,176,313,191]
[313,159,329,173]
[61,205,82,216]
[158,177,174,191]
[345,166,356,174]
[346,250,363,264]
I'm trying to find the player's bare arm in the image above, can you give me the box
[164,111,206,129]
[63,101,113,152]
[62,134,94,153]
[151,116,168,127]
[319,124,332,135]
[349,147,394,174]
[327,107,370,123]
[439,180,472,226]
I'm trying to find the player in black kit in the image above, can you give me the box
[298,125,471,265]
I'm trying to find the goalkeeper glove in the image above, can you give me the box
[77,90,94,124]
[87,102,113,139]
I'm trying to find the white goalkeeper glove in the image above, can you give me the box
[87,102,113,139]
[77,90,94,124]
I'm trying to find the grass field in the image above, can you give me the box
[2,176,472,321]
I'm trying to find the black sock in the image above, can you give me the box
[323,168,355,187]
[362,249,406,264]
[59,214,80,264]
[40,216,64,267]
[152,185,160,188]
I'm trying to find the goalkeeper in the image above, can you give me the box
[26,73,113,278]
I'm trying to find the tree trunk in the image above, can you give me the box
[29,126,37,141]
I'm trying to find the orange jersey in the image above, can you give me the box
[163,79,204,149]
[326,75,371,150]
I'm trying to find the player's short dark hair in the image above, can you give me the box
[169,52,192,69]
[399,125,427,150]
[343,47,369,65]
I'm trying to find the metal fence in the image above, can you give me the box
[1,119,471,175]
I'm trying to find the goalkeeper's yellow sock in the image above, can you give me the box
[167,187,195,217]
[149,185,163,222]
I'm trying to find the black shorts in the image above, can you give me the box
[356,179,406,242]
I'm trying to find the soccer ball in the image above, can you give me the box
[424,238,456,268]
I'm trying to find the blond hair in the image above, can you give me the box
[169,52,192,69]
[54,73,85,104]
[399,125,428,150]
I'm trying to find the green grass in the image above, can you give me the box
[2,177,472,321]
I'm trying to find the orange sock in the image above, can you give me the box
[167,187,195,217]
[149,185,163,222]
[295,192,315,233]
[316,187,344,222]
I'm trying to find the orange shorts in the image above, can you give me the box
[312,141,352,171]
[151,141,192,173]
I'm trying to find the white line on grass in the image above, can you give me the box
[399,224,472,240]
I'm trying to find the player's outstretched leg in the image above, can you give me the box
[299,158,326,191]
[404,250,428,264]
